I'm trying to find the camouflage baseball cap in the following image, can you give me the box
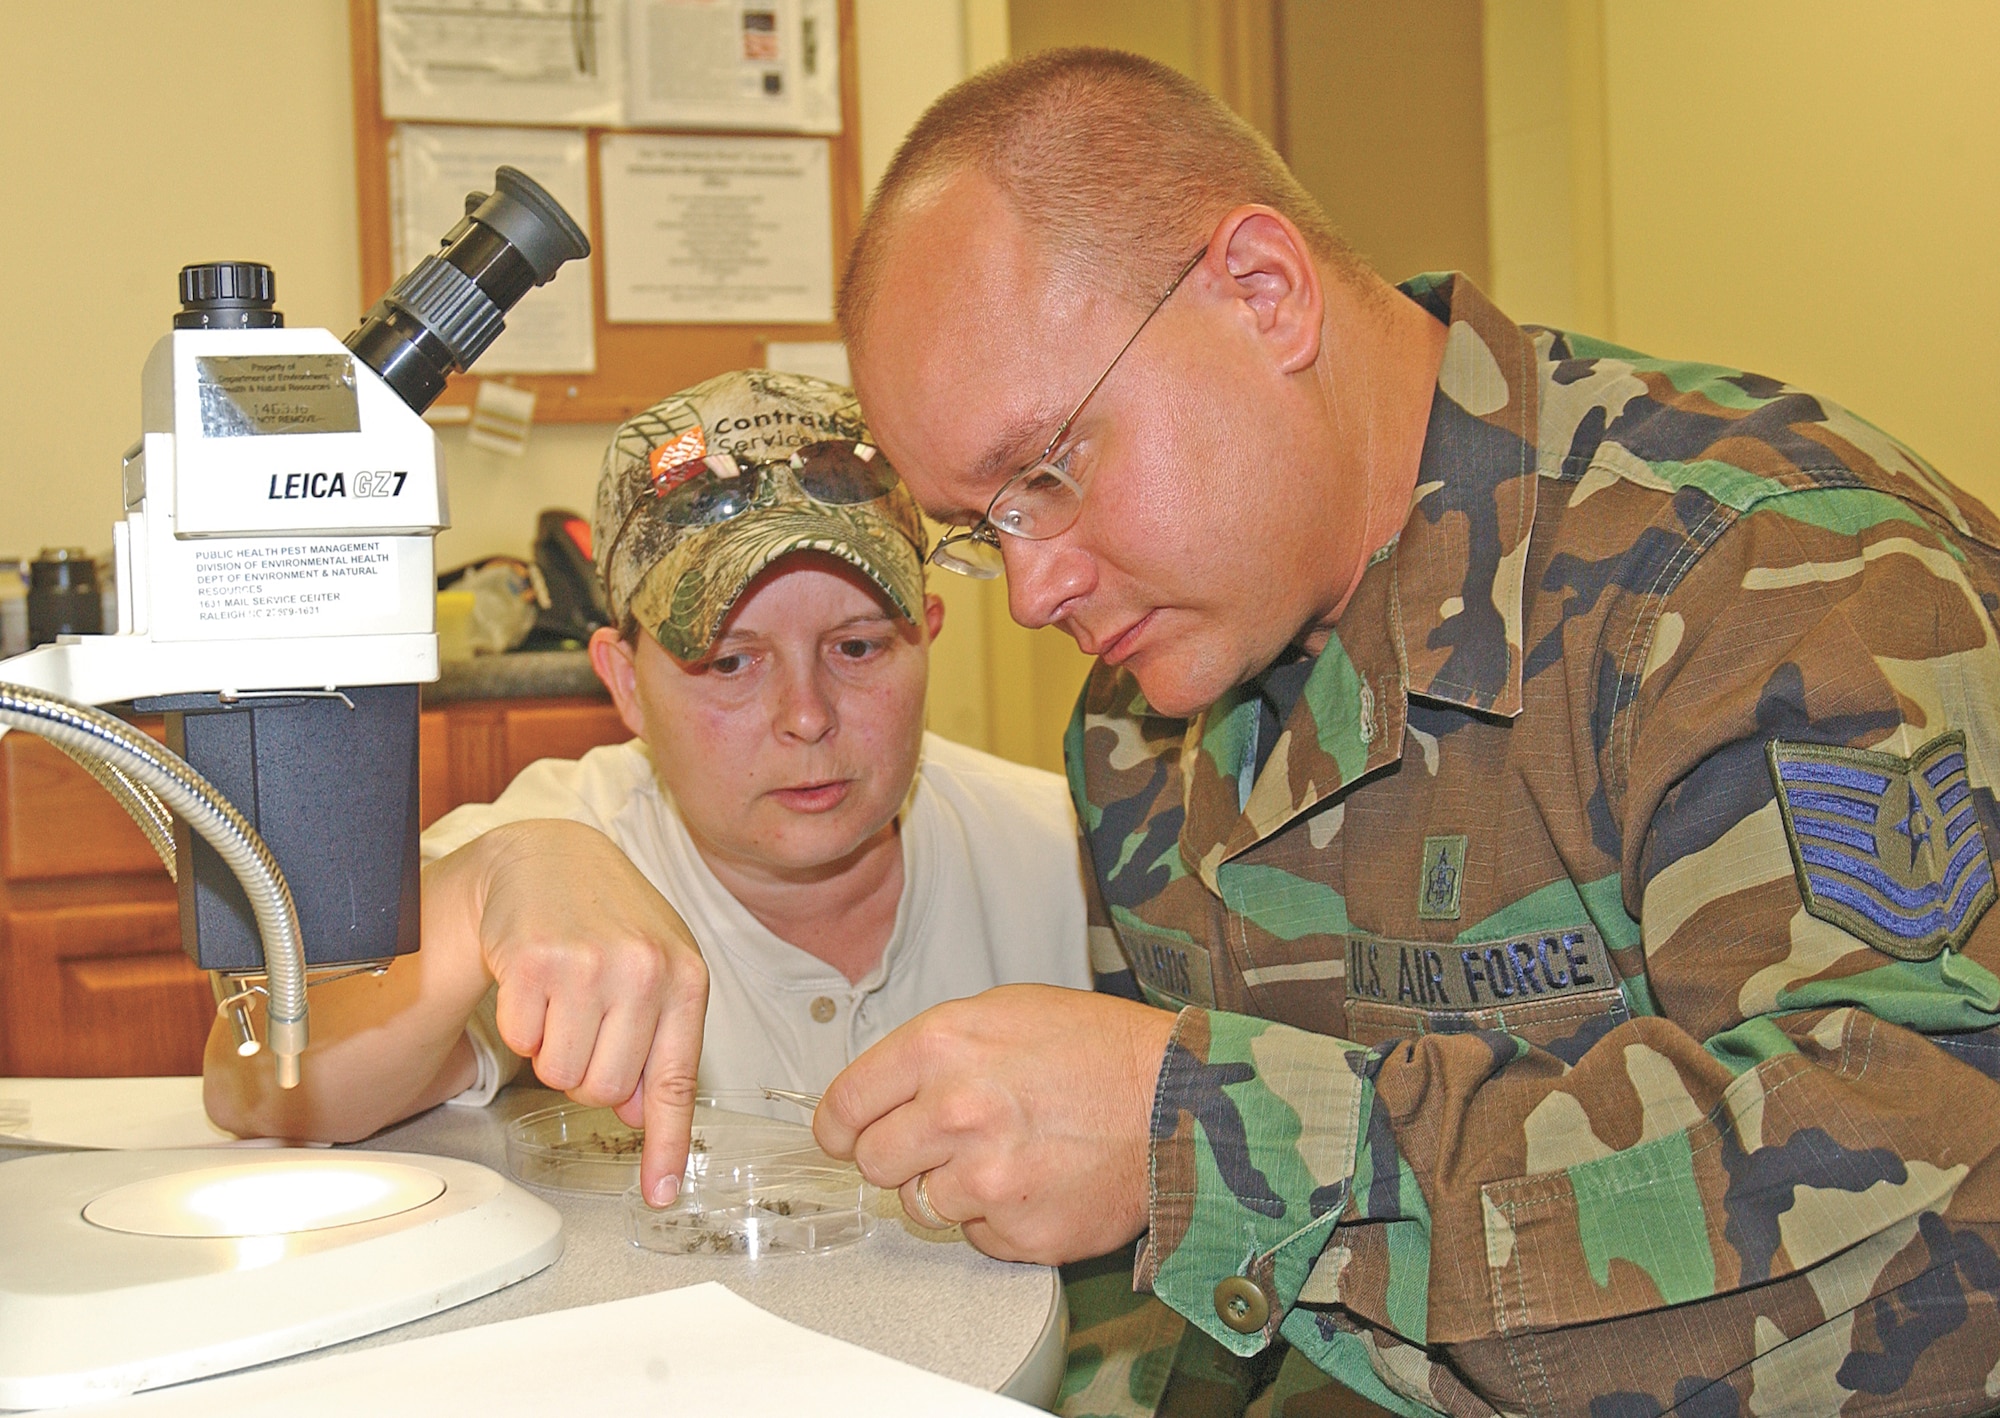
[594,370,927,662]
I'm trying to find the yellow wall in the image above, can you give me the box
[0,0,995,567]
[1486,1,2000,507]
[1282,0,1489,286]
[0,3,365,560]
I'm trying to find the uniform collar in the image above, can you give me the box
[1177,273,1542,884]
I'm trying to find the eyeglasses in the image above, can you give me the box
[603,438,901,574]
[929,247,1206,579]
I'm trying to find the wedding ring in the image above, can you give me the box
[910,1169,950,1229]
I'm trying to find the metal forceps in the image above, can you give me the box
[758,1086,823,1112]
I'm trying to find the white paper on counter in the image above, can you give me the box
[624,0,841,134]
[63,1282,1036,1416]
[392,125,598,375]
[0,1077,235,1151]
[377,0,625,125]
[601,133,834,324]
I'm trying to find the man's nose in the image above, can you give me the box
[1002,537,1093,632]
[774,659,837,742]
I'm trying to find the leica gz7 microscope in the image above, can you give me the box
[0,167,590,1088]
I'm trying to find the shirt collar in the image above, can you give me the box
[1175,272,1542,882]
[1394,271,1542,717]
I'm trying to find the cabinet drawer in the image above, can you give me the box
[0,721,171,883]
[0,882,206,1077]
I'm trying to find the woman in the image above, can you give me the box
[203,370,1096,1211]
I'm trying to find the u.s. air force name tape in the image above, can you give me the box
[1345,925,1614,1010]
[1115,915,1618,1015]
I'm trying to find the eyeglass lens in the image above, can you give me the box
[933,533,1005,577]
[791,440,901,504]
[991,465,1081,540]
[658,463,757,526]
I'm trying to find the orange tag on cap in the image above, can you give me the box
[648,427,709,494]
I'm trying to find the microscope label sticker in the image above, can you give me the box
[196,355,362,437]
[190,539,399,627]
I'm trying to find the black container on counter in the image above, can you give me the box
[27,548,101,647]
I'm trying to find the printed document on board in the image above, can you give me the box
[377,0,625,125]
[624,0,840,133]
[600,133,833,325]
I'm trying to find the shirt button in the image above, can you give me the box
[809,996,837,1023]
[1213,1275,1268,1334]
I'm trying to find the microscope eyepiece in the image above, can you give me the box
[176,261,283,330]
[344,166,590,414]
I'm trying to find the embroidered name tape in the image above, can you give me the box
[1118,921,1217,1008]
[1769,731,1997,962]
[1345,925,1613,1011]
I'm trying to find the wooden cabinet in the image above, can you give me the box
[0,695,631,1077]
[419,697,632,827]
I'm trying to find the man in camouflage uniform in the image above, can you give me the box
[814,47,2000,1417]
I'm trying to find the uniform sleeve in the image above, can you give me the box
[1140,492,2000,1408]
[1082,831,1144,1000]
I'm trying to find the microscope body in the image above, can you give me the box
[131,323,448,970]
[2,167,588,1054]
[10,321,448,972]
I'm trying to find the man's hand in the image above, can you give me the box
[813,985,1179,1263]
[469,819,709,1206]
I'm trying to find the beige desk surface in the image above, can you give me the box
[0,1080,1065,1405]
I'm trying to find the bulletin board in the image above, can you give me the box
[348,0,864,425]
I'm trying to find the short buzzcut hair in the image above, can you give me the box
[840,47,1362,347]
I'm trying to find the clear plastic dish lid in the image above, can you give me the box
[624,1159,876,1257]
[504,1092,828,1196]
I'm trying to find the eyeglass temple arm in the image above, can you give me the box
[1044,247,1208,455]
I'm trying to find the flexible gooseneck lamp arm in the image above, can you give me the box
[0,686,308,1086]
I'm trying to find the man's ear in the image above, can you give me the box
[1205,205,1325,375]
[922,591,946,643]
[588,626,649,739]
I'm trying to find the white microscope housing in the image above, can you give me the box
[2,166,590,984]
[13,322,447,709]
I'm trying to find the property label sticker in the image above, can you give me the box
[196,354,361,437]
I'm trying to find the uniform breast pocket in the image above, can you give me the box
[1341,927,1630,1063]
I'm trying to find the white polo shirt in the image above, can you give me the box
[420,732,1091,1100]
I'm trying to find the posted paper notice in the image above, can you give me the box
[377,0,624,125]
[624,0,841,134]
[601,133,833,325]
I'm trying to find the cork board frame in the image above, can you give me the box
[348,0,864,425]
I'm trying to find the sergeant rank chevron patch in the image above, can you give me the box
[1769,730,1996,961]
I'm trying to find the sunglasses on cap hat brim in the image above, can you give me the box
[605,438,908,580]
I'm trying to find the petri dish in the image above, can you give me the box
[504,1092,827,1195]
[624,1160,876,1257]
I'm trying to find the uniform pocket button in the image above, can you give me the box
[1213,1275,1268,1334]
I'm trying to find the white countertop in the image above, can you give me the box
[0,1078,1064,1406]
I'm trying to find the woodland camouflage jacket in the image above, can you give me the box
[1066,274,2000,1417]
